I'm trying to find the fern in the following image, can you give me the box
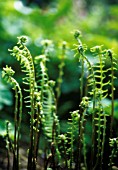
[9,36,38,169]
[2,66,22,170]
[34,42,61,169]
[106,49,117,138]
[67,110,79,169]
[74,31,87,99]
[56,41,66,101]
[78,97,89,170]
[109,138,118,168]
[58,134,68,168]
[2,33,118,170]
[73,31,115,169]
[35,54,54,142]
[5,121,12,170]
[90,46,110,169]
[73,31,97,168]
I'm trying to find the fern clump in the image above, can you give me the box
[2,32,118,170]
[73,30,117,169]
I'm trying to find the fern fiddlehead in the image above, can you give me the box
[58,134,68,168]
[74,30,85,100]
[8,36,36,169]
[73,31,112,169]
[2,66,22,170]
[73,31,97,168]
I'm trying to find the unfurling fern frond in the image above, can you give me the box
[78,97,89,170]
[67,110,80,169]
[106,50,117,138]
[90,46,110,169]
[58,134,68,168]
[93,106,107,169]
[90,45,110,100]
[2,66,22,170]
[35,54,54,141]
[73,30,87,100]
[8,37,36,109]
[73,32,97,168]
[73,31,113,169]
[56,41,66,101]
[8,36,37,169]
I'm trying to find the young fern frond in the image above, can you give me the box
[73,31,113,169]
[35,54,54,141]
[2,66,22,170]
[33,92,42,164]
[107,50,117,138]
[9,36,37,169]
[67,110,79,169]
[90,46,110,169]
[73,31,97,168]
[109,138,118,168]
[58,134,68,168]
[35,41,61,169]
[42,85,55,140]
[78,97,89,170]
[56,41,66,102]
[93,106,107,170]
[90,45,109,97]
[73,31,87,99]
[5,121,11,170]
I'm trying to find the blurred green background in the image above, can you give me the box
[0,0,118,139]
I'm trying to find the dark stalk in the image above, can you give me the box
[6,121,10,170]
[13,87,18,170]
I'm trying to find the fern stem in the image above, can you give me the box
[20,42,36,170]
[13,87,18,170]
[17,86,22,170]
[2,66,23,170]
[28,75,35,169]
[33,102,41,169]
[6,121,10,170]
[93,108,102,170]
[81,53,96,169]
[82,110,87,170]
[80,58,84,100]
[68,111,79,169]
[101,113,107,167]
[56,42,66,102]
[110,53,114,138]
